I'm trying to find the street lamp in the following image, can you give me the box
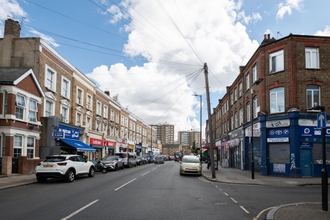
[193,94,202,160]
[250,78,263,180]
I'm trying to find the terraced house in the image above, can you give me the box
[0,19,153,174]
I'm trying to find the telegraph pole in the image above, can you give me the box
[204,63,216,178]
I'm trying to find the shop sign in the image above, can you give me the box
[300,126,330,138]
[268,128,289,138]
[273,164,285,173]
[104,140,116,147]
[267,137,289,143]
[90,138,103,146]
[57,125,80,140]
[266,119,290,128]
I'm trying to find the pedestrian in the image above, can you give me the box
[207,155,211,169]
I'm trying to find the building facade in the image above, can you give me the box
[211,34,330,177]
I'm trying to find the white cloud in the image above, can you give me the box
[0,0,26,37]
[315,26,330,36]
[29,28,59,47]
[87,0,260,135]
[238,11,262,24]
[276,0,303,20]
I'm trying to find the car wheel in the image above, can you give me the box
[37,176,47,183]
[89,167,95,177]
[65,169,75,182]
[134,163,137,167]
[114,164,118,171]
[121,164,124,169]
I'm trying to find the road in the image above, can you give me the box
[0,161,322,220]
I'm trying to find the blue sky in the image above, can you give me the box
[1,0,330,139]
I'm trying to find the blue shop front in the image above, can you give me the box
[255,112,330,177]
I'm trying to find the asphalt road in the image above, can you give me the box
[0,161,322,220]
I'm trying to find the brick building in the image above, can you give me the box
[211,34,330,177]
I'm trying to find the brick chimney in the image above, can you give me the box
[0,19,21,67]
[4,19,21,38]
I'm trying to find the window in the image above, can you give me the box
[252,64,257,83]
[29,99,37,122]
[76,113,81,126]
[86,117,91,129]
[253,97,258,119]
[305,47,319,69]
[77,89,83,105]
[45,100,54,117]
[27,137,35,158]
[14,135,23,158]
[87,94,92,109]
[96,102,101,115]
[270,87,285,113]
[234,111,238,128]
[246,102,251,122]
[269,50,284,73]
[3,91,8,116]
[103,106,108,118]
[103,123,107,133]
[230,93,234,105]
[61,77,70,98]
[239,108,243,126]
[1,133,6,157]
[115,112,119,123]
[306,85,320,109]
[15,94,25,120]
[110,109,114,121]
[238,82,242,97]
[45,66,56,91]
[61,106,69,123]
[245,73,250,90]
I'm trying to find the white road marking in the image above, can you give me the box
[141,171,150,176]
[61,199,99,220]
[114,178,137,191]
[240,205,250,214]
[230,197,238,203]
[223,192,229,196]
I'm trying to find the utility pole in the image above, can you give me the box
[204,63,216,178]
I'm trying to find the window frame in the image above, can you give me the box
[61,76,71,99]
[305,47,319,69]
[29,99,38,122]
[45,65,57,92]
[306,85,320,109]
[44,99,55,117]
[269,50,284,73]
[270,87,285,113]
[15,94,26,120]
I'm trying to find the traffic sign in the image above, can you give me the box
[317,112,327,128]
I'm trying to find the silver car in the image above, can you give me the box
[99,156,124,171]
[115,152,137,168]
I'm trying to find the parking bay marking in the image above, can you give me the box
[114,178,137,191]
[61,199,99,220]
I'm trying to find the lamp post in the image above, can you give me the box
[250,78,263,180]
[150,124,157,156]
[193,94,202,160]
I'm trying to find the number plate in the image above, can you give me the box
[43,164,53,168]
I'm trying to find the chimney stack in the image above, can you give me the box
[4,19,21,38]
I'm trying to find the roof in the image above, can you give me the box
[0,68,31,84]
[0,68,45,97]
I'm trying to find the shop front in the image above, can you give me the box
[117,138,127,152]
[56,125,95,158]
[135,144,142,155]
[228,128,243,169]
[90,137,104,160]
[104,140,116,156]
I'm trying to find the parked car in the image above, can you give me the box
[115,152,137,168]
[97,155,124,171]
[179,155,202,176]
[143,154,154,163]
[35,154,95,183]
[154,156,165,164]
[136,156,146,165]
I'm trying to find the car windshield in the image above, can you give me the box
[115,153,126,158]
[102,156,116,161]
[155,157,162,160]
[44,156,66,162]
[182,157,200,163]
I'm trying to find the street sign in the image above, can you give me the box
[53,131,63,138]
[317,112,327,128]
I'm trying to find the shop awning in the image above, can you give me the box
[61,139,96,152]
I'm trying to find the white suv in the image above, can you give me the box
[36,154,95,183]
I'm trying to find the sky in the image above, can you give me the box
[1,0,330,140]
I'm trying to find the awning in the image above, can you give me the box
[61,139,96,152]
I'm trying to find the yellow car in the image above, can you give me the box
[179,155,202,176]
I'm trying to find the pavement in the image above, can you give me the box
[0,163,329,220]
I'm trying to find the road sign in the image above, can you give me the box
[317,112,327,128]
